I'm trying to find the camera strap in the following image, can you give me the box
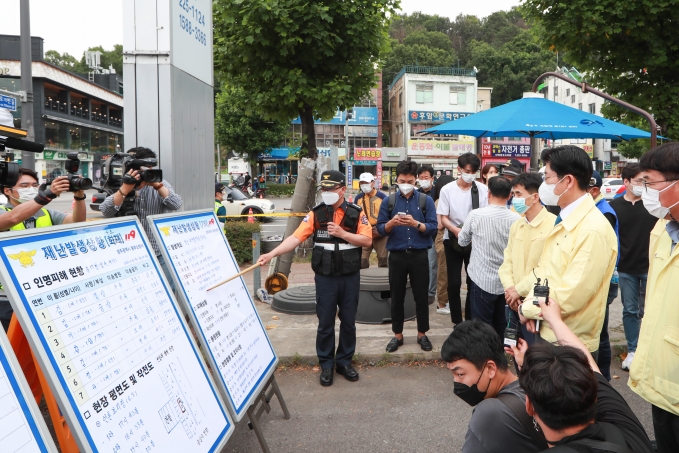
[496,392,548,450]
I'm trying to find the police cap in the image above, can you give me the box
[319,170,346,189]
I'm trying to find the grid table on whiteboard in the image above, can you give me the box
[0,221,232,453]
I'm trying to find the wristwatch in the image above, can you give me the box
[416,222,421,230]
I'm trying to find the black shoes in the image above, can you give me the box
[336,365,359,382]
[417,335,433,351]
[320,368,334,387]
[386,336,404,352]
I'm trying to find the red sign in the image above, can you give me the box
[354,148,382,161]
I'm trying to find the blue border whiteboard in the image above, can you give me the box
[148,211,277,422]
[0,219,233,453]
[0,328,58,453]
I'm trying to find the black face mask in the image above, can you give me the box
[454,362,491,407]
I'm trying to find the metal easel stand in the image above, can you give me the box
[246,373,291,453]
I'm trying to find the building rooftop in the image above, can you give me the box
[389,65,477,90]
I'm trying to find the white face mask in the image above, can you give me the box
[460,172,476,184]
[642,180,679,219]
[539,177,568,207]
[360,184,373,194]
[13,187,39,204]
[397,183,415,195]
[631,185,644,197]
[418,179,431,190]
[321,191,341,206]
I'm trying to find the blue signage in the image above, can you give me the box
[0,94,17,111]
[408,111,473,123]
[291,107,379,126]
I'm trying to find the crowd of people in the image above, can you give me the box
[260,143,679,452]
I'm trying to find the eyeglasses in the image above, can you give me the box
[642,179,679,191]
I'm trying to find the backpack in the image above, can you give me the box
[387,191,428,217]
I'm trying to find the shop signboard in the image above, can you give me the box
[408,111,473,123]
[583,145,594,158]
[604,161,612,170]
[481,143,531,158]
[353,148,382,161]
[407,140,474,157]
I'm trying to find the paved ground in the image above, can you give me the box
[221,360,654,452]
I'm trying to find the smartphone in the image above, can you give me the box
[397,212,406,217]
[504,306,518,348]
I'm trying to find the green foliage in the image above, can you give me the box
[213,0,398,158]
[467,29,556,106]
[522,0,679,139]
[382,43,457,87]
[215,87,289,165]
[223,221,262,265]
[403,31,453,52]
[265,184,296,197]
[44,45,123,75]
[617,140,649,160]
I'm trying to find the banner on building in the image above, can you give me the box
[408,140,474,156]
[583,145,594,158]
[354,148,382,161]
[408,111,473,123]
[481,143,531,158]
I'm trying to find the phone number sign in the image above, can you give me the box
[353,148,382,161]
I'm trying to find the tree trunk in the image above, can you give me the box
[300,104,318,160]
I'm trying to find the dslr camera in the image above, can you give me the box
[102,153,163,193]
[62,152,93,191]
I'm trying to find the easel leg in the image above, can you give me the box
[247,404,272,453]
[270,376,290,420]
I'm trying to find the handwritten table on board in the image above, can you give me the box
[149,211,278,422]
[0,219,233,453]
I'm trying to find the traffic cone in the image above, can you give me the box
[259,192,263,199]
[248,207,255,223]
[348,195,353,203]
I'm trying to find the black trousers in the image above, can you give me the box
[315,272,360,369]
[653,405,679,453]
[443,241,472,324]
[389,249,430,334]
[0,299,12,332]
[469,280,506,338]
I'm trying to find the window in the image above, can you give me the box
[571,95,576,104]
[589,103,596,114]
[398,92,402,107]
[566,88,570,97]
[416,84,433,104]
[449,86,467,105]
[578,103,582,111]
[554,86,559,96]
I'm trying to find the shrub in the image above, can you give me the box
[265,183,296,197]
[224,221,262,265]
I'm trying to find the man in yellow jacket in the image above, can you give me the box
[518,146,617,356]
[499,172,555,343]
[354,173,387,268]
[629,143,679,453]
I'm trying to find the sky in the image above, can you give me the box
[3,0,519,58]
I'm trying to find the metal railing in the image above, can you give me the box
[389,65,477,90]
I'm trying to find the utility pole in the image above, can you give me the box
[20,0,35,171]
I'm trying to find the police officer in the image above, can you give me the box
[0,168,87,330]
[258,170,372,387]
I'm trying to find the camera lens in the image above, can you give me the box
[70,176,93,191]
[141,169,163,183]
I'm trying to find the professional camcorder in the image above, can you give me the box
[101,153,163,193]
[0,123,44,187]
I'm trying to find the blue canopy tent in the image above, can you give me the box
[423,93,659,140]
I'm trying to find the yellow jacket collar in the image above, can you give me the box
[559,195,596,231]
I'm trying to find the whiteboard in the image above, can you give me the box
[0,329,58,453]
[0,218,233,453]
[148,211,277,422]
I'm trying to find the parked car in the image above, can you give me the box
[601,178,624,200]
[90,190,107,211]
[219,187,275,221]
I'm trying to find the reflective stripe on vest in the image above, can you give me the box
[214,201,222,215]
[0,206,53,230]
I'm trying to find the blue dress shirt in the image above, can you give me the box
[376,191,438,251]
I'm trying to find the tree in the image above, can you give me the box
[382,43,457,87]
[213,0,397,159]
[522,0,679,139]
[402,31,454,53]
[215,87,289,166]
[44,45,123,75]
[44,50,83,72]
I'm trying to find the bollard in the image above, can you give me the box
[252,232,261,294]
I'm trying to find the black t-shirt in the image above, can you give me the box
[609,197,658,274]
[545,373,654,453]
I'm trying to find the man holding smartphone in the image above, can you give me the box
[377,161,438,352]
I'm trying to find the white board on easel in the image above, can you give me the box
[0,218,234,453]
[148,211,278,422]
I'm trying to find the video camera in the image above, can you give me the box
[0,123,44,188]
[102,153,163,193]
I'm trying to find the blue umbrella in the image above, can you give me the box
[423,93,659,140]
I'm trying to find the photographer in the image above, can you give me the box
[0,168,87,330]
[99,147,183,286]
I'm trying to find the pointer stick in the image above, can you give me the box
[206,262,262,291]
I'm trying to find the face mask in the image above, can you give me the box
[453,363,490,407]
[398,183,415,195]
[631,185,644,197]
[321,191,340,206]
[460,173,476,184]
[512,196,532,214]
[642,180,679,219]
[360,184,373,194]
[418,179,431,190]
[538,177,568,207]
[13,187,39,204]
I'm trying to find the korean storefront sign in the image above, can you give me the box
[481,143,531,158]
[407,140,474,156]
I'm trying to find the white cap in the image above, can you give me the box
[359,172,375,182]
